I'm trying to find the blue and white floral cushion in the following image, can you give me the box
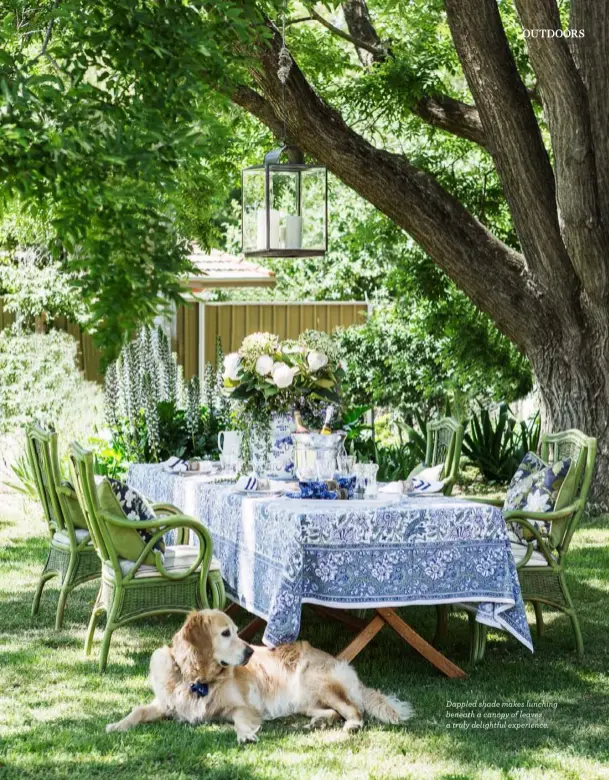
[108,478,164,553]
[503,452,571,548]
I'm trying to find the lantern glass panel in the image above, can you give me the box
[301,167,326,250]
[242,168,266,253]
[269,168,300,250]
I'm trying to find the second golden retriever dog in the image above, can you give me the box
[107,609,413,743]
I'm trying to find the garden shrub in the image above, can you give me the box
[0,329,105,487]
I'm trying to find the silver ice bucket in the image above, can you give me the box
[292,431,346,480]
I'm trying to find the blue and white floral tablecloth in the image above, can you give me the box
[128,465,533,651]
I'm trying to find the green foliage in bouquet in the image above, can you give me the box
[105,327,232,464]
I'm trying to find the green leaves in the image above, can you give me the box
[462,404,541,483]
[0,0,255,362]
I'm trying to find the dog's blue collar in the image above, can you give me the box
[190,681,209,698]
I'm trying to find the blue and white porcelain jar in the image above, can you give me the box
[250,413,295,479]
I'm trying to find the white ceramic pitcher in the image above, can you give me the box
[218,430,242,458]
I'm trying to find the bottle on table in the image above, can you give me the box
[294,410,309,433]
[320,405,335,435]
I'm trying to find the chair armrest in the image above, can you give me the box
[462,496,504,507]
[101,512,196,530]
[101,513,213,582]
[151,503,183,516]
[503,501,581,523]
[503,516,559,567]
[57,484,75,498]
[151,503,188,542]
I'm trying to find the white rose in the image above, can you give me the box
[255,355,274,376]
[271,363,298,389]
[223,352,241,381]
[339,359,347,371]
[307,351,328,372]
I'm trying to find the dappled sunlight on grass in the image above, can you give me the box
[2,495,609,778]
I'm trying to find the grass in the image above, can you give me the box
[1,491,609,780]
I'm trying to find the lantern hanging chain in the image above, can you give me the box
[277,0,292,144]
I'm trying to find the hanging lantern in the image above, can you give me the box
[241,145,328,258]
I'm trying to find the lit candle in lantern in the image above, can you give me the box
[256,208,281,250]
[285,214,303,249]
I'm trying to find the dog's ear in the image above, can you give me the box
[173,611,216,683]
[182,611,212,649]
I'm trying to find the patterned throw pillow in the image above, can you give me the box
[107,478,165,555]
[503,452,572,547]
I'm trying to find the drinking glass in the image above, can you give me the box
[337,455,356,476]
[315,451,337,481]
[220,453,241,475]
[354,463,379,499]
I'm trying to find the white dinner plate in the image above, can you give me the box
[235,489,284,498]
[174,470,217,477]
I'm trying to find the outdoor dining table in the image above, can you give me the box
[128,465,533,678]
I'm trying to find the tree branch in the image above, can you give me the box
[341,0,384,66]
[570,1,609,232]
[232,85,287,142]
[514,0,609,300]
[33,0,59,62]
[414,94,487,148]
[285,16,313,27]
[339,0,488,149]
[239,21,541,349]
[307,6,386,58]
[444,0,576,296]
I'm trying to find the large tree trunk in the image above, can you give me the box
[531,330,609,512]
[227,0,609,506]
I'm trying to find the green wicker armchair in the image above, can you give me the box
[27,424,100,629]
[69,442,226,672]
[423,417,465,496]
[454,428,596,661]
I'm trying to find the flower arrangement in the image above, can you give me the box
[223,330,343,419]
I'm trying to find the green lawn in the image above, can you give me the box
[1,493,609,780]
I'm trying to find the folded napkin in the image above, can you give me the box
[236,475,258,491]
[164,456,188,473]
[379,480,405,494]
[235,475,270,491]
[412,477,444,494]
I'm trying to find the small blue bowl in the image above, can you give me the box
[336,475,356,499]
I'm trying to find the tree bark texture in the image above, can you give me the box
[231,1,609,505]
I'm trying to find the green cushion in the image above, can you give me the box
[96,479,157,565]
[555,459,578,510]
[59,481,88,531]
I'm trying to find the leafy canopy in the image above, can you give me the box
[1,0,531,405]
[0,1,259,355]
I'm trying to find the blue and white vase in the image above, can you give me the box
[250,413,295,479]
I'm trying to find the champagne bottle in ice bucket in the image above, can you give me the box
[293,410,309,433]
[320,405,335,435]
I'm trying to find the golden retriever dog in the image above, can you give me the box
[107,609,413,743]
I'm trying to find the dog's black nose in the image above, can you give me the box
[244,645,254,658]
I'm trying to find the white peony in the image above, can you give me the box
[307,350,328,372]
[223,352,241,381]
[271,363,298,388]
[255,355,274,376]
